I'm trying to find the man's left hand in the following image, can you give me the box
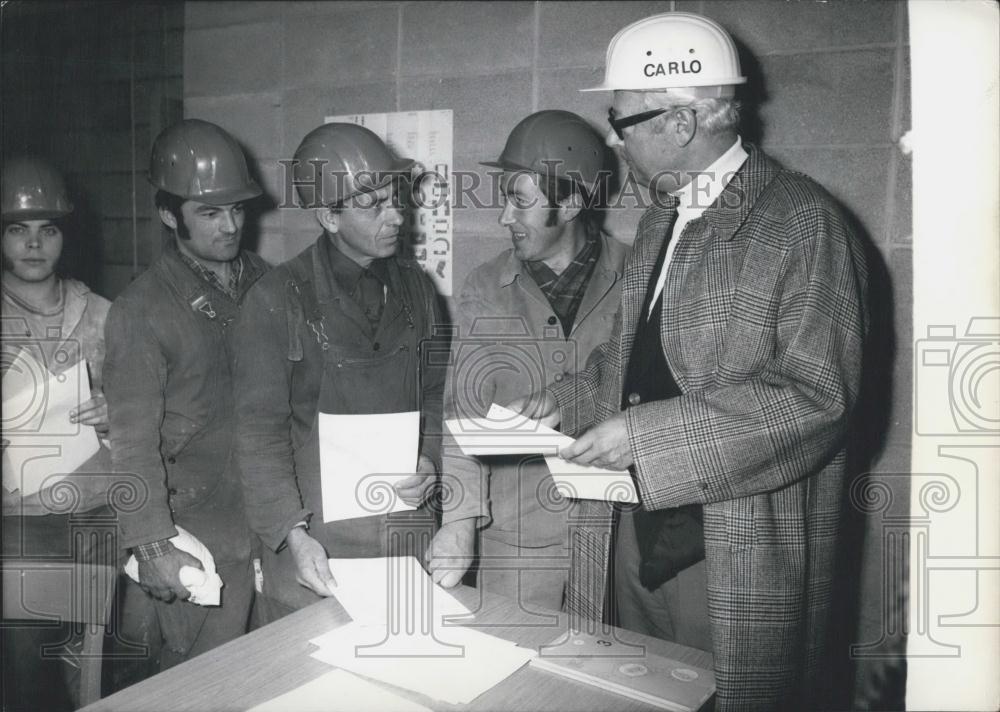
[70,394,109,436]
[559,412,634,471]
[393,454,436,507]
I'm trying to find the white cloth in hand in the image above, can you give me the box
[123,525,224,606]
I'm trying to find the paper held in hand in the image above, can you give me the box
[1,355,100,496]
[445,403,638,503]
[318,411,421,523]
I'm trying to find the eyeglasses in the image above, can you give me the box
[607,106,696,140]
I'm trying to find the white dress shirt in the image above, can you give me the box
[647,137,749,318]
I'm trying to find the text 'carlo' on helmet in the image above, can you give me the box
[582,12,746,97]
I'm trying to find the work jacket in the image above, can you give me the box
[548,146,869,711]
[442,234,629,547]
[232,235,446,610]
[103,244,268,564]
[2,279,112,516]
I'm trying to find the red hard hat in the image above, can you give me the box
[1,157,74,220]
[149,119,262,205]
[481,110,605,190]
[292,123,414,208]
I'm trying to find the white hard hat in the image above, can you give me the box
[582,12,746,93]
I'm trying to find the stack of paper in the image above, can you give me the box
[311,556,535,705]
[309,622,535,705]
[326,556,473,627]
[531,631,715,712]
[248,669,431,712]
[445,403,638,503]
[2,356,99,496]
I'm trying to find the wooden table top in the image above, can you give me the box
[83,585,714,712]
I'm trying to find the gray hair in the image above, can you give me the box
[644,89,742,136]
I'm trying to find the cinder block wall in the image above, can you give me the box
[1,1,184,299]
[184,1,912,705]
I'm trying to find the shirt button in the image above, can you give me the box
[554,373,564,382]
[166,456,176,464]
[373,342,381,351]
[628,393,641,406]
[698,482,708,490]
[167,487,178,495]
[547,316,558,325]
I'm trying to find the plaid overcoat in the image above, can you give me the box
[548,146,869,711]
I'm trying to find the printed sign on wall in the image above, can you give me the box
[325,110,453,296]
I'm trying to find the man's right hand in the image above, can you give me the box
[425,519,476,588]
[136,544,203,602]
[506,389,560,429]
[286,527,337,597]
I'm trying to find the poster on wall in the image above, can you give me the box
[324,110,453,297]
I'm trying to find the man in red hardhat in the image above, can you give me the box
[103,119,269,671]
[2,157,116,710]
[425,110,630,614]
[511,12,869,710]
[232,123,445,621]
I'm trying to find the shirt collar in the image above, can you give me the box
[672,136,748,217]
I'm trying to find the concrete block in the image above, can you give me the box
[80,172,152,220]
[283,6,398,88]
[536,66,614,129]
[399,70,532,178]
[694,0,897,57]
[185,1,282,29]
[764,145,891,246]
[890,154,911,243]
[538,1,675,68]
[758,49,894,146]
[400,2,533,77]
[185,93,284,163]
[284,2,402,17]
[100,218,154,266]
[184,22,283,97]
[283,81,397,156]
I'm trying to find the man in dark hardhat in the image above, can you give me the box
[2,157,115,710]
[425,110,630,614]
[103,119,269,670]
[512,12,869,711]
[232,123,445,622]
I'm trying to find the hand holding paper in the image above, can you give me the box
[445,404,638,503]
[556,410,634,471]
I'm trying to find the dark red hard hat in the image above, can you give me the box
[1,157,74,220]
[149,119,262,205]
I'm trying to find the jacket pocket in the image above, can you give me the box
[160,411,203,461]
[724,495,757,550]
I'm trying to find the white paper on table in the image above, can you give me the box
[318,411,420,523]
[309,621,536,705]
[447,404,637,503]
[246,669,431,712]
[324,556,472,627]
[2,356,99,496]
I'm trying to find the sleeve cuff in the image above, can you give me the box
[134,539,172,561]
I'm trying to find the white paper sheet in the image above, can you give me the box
[309,621,535,705]
[2,356,99,496]
[318,411,420,523]
[446,404,637,502]
[543,456,639,503]
[325,556,472,628]
[247,669,432,712]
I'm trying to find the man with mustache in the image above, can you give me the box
[232,123,445,621]
[426,110,629,614]
[512,12,869,711]
[103,119,268,670]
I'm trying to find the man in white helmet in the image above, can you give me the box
[512,12,868,711]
